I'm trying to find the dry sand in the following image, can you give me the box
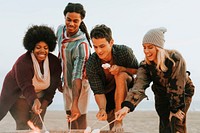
[0,110,199,133]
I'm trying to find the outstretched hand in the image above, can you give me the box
[109,65,126,75]
[169,109,185,121]
[32,99,42,114]
[28,107,46,130]
[67,105,81,122]
[68,113,80,122]
[96,108,107,121]
[115,107,130,121]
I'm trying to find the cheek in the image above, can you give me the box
[143,49,147,54]
[33,49,38,54]
[74,23,81,29]
[152,53,157,58]
[65,20,70,26]
[46,49,49,53]
[95,48,102,54]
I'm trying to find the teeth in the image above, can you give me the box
[146,54,151,57]
[38,54,46,57]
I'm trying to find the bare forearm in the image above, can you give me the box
[72,79,82,104]
[95,94,107,110]
[125,68,137,75]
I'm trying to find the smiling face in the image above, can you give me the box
[92,38,114,62]
[143,43,158,63]
[33,41,49,63]
[65,12,82,37]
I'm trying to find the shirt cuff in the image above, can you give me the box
[121,101,135,112]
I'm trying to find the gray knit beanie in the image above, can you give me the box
[142,27,167,48]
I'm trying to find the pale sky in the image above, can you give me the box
[0,0,199,110]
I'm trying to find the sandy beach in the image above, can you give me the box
[0,110,199,133]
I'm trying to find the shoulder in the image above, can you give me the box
[48,53,61,73]
[113,44,133,54]
[11,52,33,72]
[77,30,89,43]
[15,52,32,65]
[139,60,148,66]
[56,24,65,32]
[56,24,65,36]
[48,53,60,63]
[78,39,90,49]
[86,53,99,67]
[167,50,183,61]
[87,53,98,62]
[113,44,135,58]
[113,44,132,51]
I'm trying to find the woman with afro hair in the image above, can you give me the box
[0,25,62,130]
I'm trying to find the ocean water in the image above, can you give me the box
[48,100,200,111]
[47,100,156,111]
[48,92,200,111]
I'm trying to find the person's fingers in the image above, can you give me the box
[38,108,43,114]
[115,112,121,120]
[69,114,79,122]
[169,112,174,121]
[116,113,126,121]
[32,106,42,114]
[174,111,185,121]
[96,112,107,121]
[35,108,42,115]
[66,114,70,122]
[27,120,40,131]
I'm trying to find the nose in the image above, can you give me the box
[39,47,47,53]
[144,48,149,54]
[68,21,74,26]
[96,48,102,55]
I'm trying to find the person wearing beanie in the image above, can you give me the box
[0,25,62,130]
[115,27,195,133]
[142,27,167,48]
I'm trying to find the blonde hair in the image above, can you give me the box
[145,47,175,72]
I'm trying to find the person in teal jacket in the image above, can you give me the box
[56,3,91,129]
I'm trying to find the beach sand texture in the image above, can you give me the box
[0,111,199,133]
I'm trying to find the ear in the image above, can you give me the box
[110,39,114,46]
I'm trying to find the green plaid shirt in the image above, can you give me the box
[86,44,139,94]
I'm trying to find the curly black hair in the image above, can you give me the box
[23,25,57,52]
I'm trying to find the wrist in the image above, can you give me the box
[99,108,106,111]
[124,107,130,113]
[120,66,127,72]
[123,67,127,72]
[121,101,135,112]
[72,100,79,105]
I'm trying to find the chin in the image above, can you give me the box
[98,55,104,59]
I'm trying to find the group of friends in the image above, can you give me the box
[0,2,195,133]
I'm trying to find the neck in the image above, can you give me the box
[102,56,113,65]
[66,29,79,37]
